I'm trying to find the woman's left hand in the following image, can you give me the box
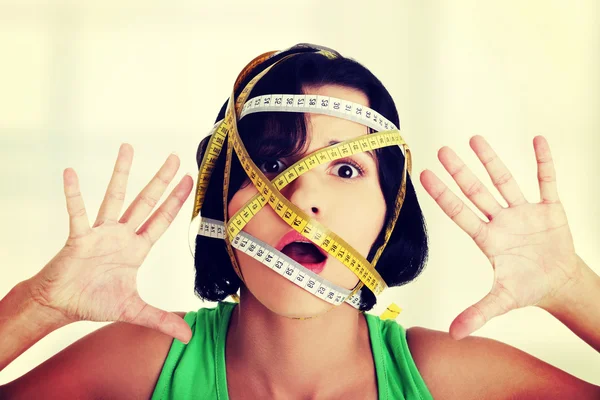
[420,135,581,340]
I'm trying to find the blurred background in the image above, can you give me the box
[1,0,599,386]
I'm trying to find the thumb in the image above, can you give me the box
[449,288,514,340]
[126,298,193,344]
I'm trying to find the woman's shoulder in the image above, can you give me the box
[405,325,506,399]
[404,325,596,400]
[90,311,190,398]
[0,311,191,400]
[81,310,192,398]
[369,317,536,399]
[405,326,514,399]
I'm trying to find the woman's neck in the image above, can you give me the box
[225,287,375,398]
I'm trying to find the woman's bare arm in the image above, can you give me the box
[0,279,72,373]
[0,309,185,399]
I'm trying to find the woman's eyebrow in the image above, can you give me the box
[328,139,376,162]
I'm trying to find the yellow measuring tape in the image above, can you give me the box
[191,44,410,320]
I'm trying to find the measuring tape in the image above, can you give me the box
[190,44,410,320]
[198,217,363,309]
[226,124,402,292]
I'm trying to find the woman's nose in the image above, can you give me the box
[282,171,323,219]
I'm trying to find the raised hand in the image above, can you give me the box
[420,135,580,340]
[27,144,194,343]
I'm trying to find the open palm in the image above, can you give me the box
[30,144,194,343]
[420,135,579,340]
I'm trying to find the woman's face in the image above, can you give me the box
[228,84,387,318]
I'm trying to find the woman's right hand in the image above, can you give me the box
[26,143,194,343]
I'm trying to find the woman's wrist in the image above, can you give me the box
[0,279,73,371]
[537,255,593,314]
[17,277,74,329]
[536,255,600,353]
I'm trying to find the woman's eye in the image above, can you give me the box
[258,159,286,174]
[331,163,362,179]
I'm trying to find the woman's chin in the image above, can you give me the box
[264,300,336,320]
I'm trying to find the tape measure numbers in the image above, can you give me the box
[199,217,364,309]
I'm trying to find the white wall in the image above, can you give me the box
[1,0,599,386]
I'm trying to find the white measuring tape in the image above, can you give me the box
[240,94,398,132]
[198,217,363,309]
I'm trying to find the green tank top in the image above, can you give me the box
[151,301,433,400]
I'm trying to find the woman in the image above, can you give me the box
[0,44,598,399]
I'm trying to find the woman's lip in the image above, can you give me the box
[274,230,329,259]
[274,230,329,274]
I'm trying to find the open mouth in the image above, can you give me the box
[275,230,329,274]
[280,242,327,265]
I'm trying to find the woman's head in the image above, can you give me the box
[194,46,429,315]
